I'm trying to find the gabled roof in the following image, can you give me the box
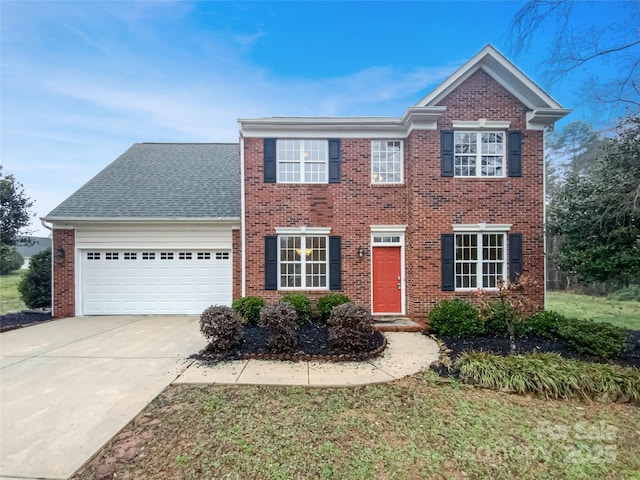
[45,143,240,221]
[416,44,571,128]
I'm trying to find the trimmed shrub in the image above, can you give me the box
[428,298,484,337]
[232,296,265,325]
[18,248,51,309]
[328,302,374,353]
[260,302,299,353]
[526,310,567,339]
[455,351,640,403]
[199,305,244,353]
[317,293,351,321]
[483,301,526,336]
[0,246,24,275]
[281,293,312,325]
[557,318,628,359]
[608,285,640,302]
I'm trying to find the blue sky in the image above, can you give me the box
[0,1,631,236]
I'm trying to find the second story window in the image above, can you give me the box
[372,140,403,184]
[454,131,505,177]
[277,140,328,183]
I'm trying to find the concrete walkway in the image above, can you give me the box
[0,316,438,480]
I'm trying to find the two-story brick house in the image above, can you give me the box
[45,45,569,320]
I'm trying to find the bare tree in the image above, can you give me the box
[510,0,640,112]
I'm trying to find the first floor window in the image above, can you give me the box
[277,139,328,183]
[454,131,505,177]
[455,233,505,289]
[279,235,327,288]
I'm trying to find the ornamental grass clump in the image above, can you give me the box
[328,302,374,353]
[199,305,244,353]
[260,302,299,353]
[455,351,640,403]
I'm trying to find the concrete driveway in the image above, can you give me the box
[0,315,206,480]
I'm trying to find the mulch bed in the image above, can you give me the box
[0,310,54,332]
[192,322,386,362]
[432,330,640,376]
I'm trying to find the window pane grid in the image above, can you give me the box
[277,140,327,183]
[279,235,327,289]
[455,233,505,289]
[372,140,402,183]
[454,131,504,177]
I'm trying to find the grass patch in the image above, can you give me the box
[456,351,640,402]
[547,291,640,330]
[73,373,640,480]
[0,270,27,314]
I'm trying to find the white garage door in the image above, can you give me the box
[81,249,232,315]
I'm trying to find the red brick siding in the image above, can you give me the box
[243,69,544,319]
[52,229,75,318]
[232,228,242,300]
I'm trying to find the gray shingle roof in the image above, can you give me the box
[45,143,240,219]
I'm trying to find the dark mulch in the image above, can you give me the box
[0,310,54,332]
[432,330,640,376]
[192,322,386,362]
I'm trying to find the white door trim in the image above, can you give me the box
[370,227,406,315]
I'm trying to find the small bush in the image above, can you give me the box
[199,305,244,353]
[232,296,265,325]
[0,246,24,275]
[317,293,351,321]
[18,248,51,309]
[526,310,567,339]
[557,318,628,359]
[608,285,640,302]
[455,351,640,402]
[281,293,312,325]
[260,302,299,353]
[483,301,526,336]
[428,298,484,337]
[328,302,374,353]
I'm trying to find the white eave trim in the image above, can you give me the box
[453,223,512,232]
[43,216,240,222]
[238,107,446,139]
[416,44,567,113]
[526,108,573,131]
[275,226,332,235]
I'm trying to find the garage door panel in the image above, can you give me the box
[81,250,232,315]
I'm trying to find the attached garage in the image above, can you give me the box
[44,143,241,318]
[80,249,232,315]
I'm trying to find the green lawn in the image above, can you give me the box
[73,372,640,480]
[0,270,26,314]
[547,291,640,330]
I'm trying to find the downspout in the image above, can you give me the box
[40,218,54,316]
[239,132,247,297]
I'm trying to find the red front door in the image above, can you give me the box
[372,246,402,313]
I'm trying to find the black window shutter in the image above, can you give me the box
[441,131,454,177]
[508,131,522,177]
[329,236,342,289]
[264,138,277,183]
[265,235,278,290]
[508,233,523,283]
[441,234,455,291]
[328,139,341,183]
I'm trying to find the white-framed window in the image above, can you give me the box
[277,139,328,183]
[279,235,328,289]
[455,232,506,289]
[454,131,505,177]
[372,140,403,184]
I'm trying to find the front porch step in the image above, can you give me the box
[373,317,426,332]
